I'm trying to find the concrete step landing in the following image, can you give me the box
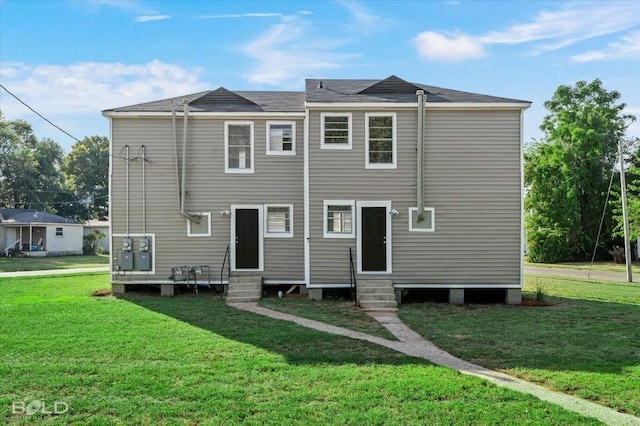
[357,279,398,312]
[226,276,262,304]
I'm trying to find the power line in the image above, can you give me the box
[0,83,81,142]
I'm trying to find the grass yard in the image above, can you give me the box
[0,254,108,272]
[0,274,596,425]
[525,260,640,274]
[399,275,640,416]
[259,296,396,340]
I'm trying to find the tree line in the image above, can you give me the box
[0,111,108,221]
[525,79,639,262]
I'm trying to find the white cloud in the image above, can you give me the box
[198,13,282,19]
[337,0,390,33]
[481,2,639,55]
[415,1,640,62]
[572,30,640,63]
[242,17,354,86]
[135,14,171,23]
[414,31,485,62]
[0,60,208,116]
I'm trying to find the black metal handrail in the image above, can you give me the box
[349,247,357,306]
[220,244,230,294]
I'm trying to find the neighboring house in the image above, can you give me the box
[103,75,530,305]
[0,209,83,257]
[83,217,110,254]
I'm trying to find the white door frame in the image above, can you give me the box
[356,200,392,274]
[230,204,264,272]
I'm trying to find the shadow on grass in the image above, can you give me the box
[399,295,640,374]
[124,291,426,367]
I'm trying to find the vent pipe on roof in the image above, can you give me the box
[416,90,425,222]
[317,81,324,89]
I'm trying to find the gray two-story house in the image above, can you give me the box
[103,75,530,307]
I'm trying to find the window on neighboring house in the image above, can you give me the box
[365,113,396,169]
[264,204,293,237]
[321,113,352,149]
[225,122,254,173]
[409,207,435,232]
[323,200,355,238]
[187,212,212,237]
[55,227,63,237]
[267,122,295,155]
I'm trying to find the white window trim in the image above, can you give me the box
[323,200,356,238]
[187,212,212,237]
[320,112,352,150]
[266,121,296,156]
[408,207,435,232]
[264,204,294,238]
[365,112,397,169]
[230,204,264,272]
[357,201,392,275]
[224,121,255,174]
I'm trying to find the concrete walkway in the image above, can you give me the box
[229,302,640,426]
[525,265,640,283]
[0,266,109,278]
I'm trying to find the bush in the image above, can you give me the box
[527,227,574,263]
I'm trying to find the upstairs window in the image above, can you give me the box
[225,122,254,173]
[365,113,396,169]
[321,113,352,149]
[267,122,296,155]
[323,200,355,238]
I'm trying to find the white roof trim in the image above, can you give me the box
[102,111,305,118]
[306,102,531,110]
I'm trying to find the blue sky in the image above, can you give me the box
[1,0,639,153]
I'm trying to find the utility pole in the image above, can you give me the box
[619,139,633,282]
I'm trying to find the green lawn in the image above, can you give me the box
[399,275,640,416]
[0,274,595,425]
[0,254,108,272]
[525,260,640,273]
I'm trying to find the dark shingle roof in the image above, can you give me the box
[306,75,530,104]
[103,76,529,113]
[0,209,79,225]
[104,88,305,113]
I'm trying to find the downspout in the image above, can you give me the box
[181,100,189,216]
[124,145,130,236]
[171,99,198,222]
[416,90,425,222]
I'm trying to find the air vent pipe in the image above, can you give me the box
[416,90,425,222]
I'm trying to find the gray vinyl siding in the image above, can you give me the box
[110,117,304,283]
[308,108,522,286]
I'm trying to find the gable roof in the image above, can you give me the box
[306,75,530,104]
[103,88,305,114]
[103,76,530,114]
[0,209,79,225]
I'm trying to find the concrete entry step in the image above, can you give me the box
[357,279,398,312]
[227,276,262,304]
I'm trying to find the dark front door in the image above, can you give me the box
[361,207,387,272]
[235,209,259,269]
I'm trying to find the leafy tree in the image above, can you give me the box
[525,79,636,262]
[611,140,640,242]
[62,135,109,219]
[0,113,69,212]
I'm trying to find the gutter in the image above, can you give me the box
[170,99,199,223]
